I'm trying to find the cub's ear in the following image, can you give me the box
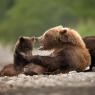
[31,37,35,41]
[31,36,35,41]
[19,36,25,42]
[31,36,37,43]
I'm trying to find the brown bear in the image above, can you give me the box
[14,36,34,70]
[0,36,42,76]
[83,36,95,71]
[30,26,91,74]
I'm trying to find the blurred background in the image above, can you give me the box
[0,0,95,44]
[0,0,95,64]
[0,1,95,94]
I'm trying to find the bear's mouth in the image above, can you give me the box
[38,42,47,50]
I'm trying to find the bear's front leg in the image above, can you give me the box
[30,55,61,72]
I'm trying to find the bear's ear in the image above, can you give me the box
[19,36,25,43]
[59,29,68,42]
[59,29,67,35]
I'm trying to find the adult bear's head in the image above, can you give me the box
[37,25,85,50]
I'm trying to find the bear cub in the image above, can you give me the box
[0,36,45,76]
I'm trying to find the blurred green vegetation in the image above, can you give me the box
[0,0,95,44]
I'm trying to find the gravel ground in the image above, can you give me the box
[0,72,95,95]
[0,45,95,95]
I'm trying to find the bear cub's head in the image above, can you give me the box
[14,36,36,68]
[15,36,35,52]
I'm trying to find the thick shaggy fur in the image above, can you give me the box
[83,36,95,71]
[30,26,91,74]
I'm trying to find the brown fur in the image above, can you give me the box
[83,36,95,71]
[0,64,23,76]
[14,36,34,70]
[23,63,47,75]
[0,36,41,76]
[31,26,91,74]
